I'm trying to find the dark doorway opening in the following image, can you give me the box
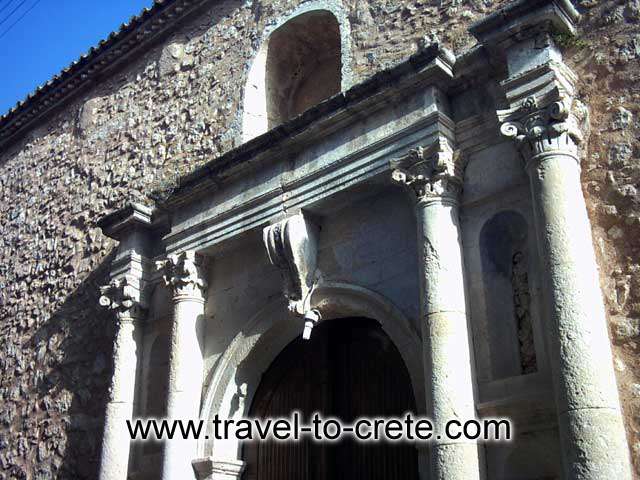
[242,318,419,480]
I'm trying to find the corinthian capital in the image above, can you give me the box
[390,137,465,204]
[156,251,207,300]
[99,275,147,320]
[498,95,589,165]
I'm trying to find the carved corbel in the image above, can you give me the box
[156,251,208,300]
[263,212,322,339]
[390,137,466,203]
[99,274,147,321]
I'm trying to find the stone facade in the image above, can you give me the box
[0,0,638,479]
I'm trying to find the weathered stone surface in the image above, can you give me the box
[0,0,639,478]
[612,106,634,130]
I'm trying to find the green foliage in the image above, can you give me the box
[553,32,588,50]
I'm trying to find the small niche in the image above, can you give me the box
[480,211,537,380]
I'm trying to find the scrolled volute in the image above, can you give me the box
[498,96,587,161]
[99,275,147,320]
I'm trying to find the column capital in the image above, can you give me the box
[498,93,589,169]
[157,251,208,301]
[99,274,147,321]
[390,137,465,206]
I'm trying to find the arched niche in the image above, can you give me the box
[198,282,424,473]
[242,2,352,143]
[479,211,538,380]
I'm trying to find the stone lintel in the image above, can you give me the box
[469,0,580,47]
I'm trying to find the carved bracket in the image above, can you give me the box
[99,274,147,320]
[156,251,208,300]
[390,137,466,203]
[263,212,322,338]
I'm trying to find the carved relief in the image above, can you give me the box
[156,251,207,299]
[390,137,465,202]
[99,274,146,320]
[511,251,537,374]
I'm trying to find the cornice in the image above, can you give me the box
[156,44,456,211]
[469,0,579,45]
[0,0,212,152]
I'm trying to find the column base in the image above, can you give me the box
[559,407,632,479]
[192,457,246,480]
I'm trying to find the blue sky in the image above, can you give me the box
[0,0,154,116]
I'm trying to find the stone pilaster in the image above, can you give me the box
[98,275,147,480]
[391,137,480,480]
[157,251,208,480]
[480,1,633,474]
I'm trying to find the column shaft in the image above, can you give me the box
[161,295,205,480]
[527,151,632,478]
[97,271,147,480]
[158,251,208,480]
[417,197,480,480]
[390,138,480,480]
[99,317,142,480]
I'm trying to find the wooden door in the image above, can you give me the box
[242,318,418,480]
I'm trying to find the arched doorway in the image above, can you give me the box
[242,318,418,480]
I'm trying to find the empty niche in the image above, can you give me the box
[242,10,342,142]
[479,211,537,380]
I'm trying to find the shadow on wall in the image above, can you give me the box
[480,210,537,381]
[16,251,117,479]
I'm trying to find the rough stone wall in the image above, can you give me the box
[0,0,638,478]
[572,0,640,473]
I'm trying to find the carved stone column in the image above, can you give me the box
[157,251,208,480]
[470,1,633,474]
[391,138,480,480]
[500,95,632,478]
[96,203,158,480]
[98,276,146,480]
